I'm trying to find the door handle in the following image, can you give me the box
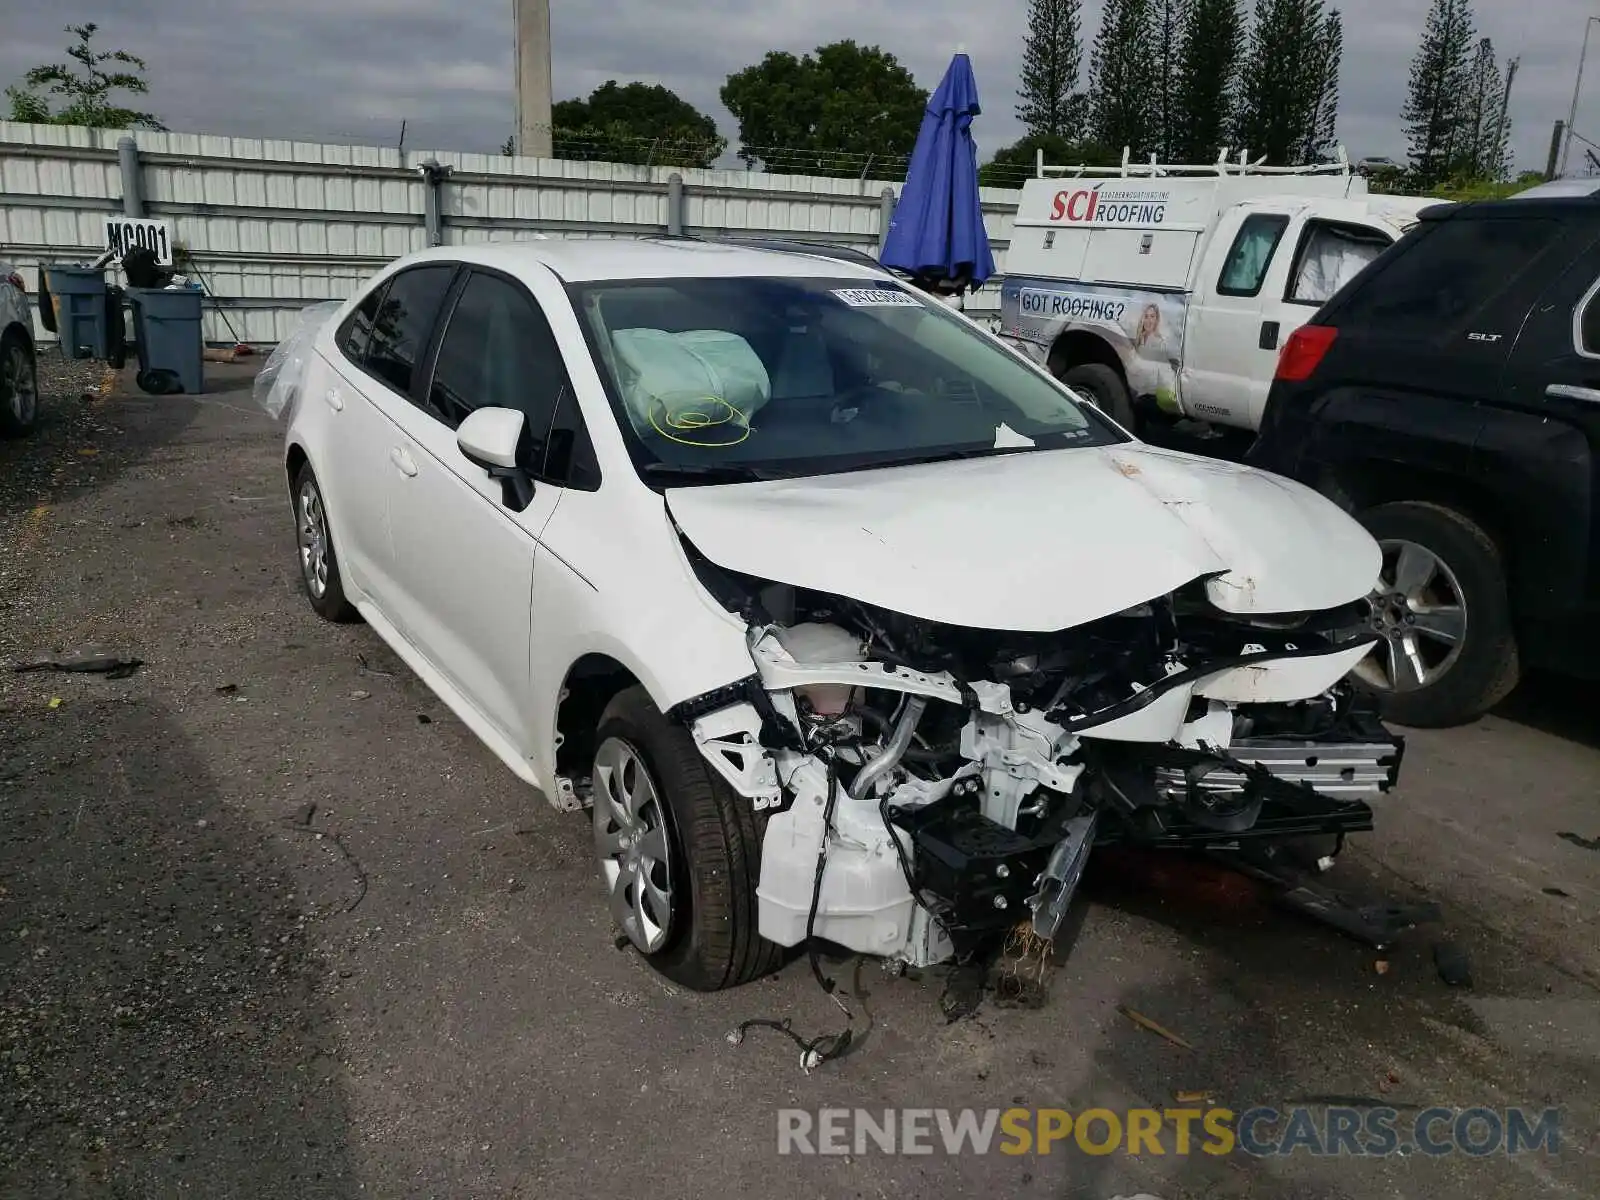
[1259,321,1280,351]
[1546,383,1600,405]
[323,387,344,412]
[389,446,418,477]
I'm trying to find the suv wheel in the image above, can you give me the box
[0,329,39,438]
[591,686,783,991]
[1352,501,1519,727]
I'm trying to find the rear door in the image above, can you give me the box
[1254,218,1396,428]
[328,263,459,612]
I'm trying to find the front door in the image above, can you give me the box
[381,267,573,752]
[1182,207,1294,429]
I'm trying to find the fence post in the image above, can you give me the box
[117,136,145,218]
[418,159,453,246]
[667,173,685,236]
[877,187,896,255]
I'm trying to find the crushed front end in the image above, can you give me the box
[671,560,1404,968]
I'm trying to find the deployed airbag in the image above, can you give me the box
[611,328,771,440]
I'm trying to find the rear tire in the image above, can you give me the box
[1353,501,1519,728]
[1059,362,1137,432]
[0,329,38,439]
[292,463,359,623]
[592,686,782,991]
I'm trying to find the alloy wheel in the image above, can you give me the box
[592,737,676,954]
[296,480,330,599]
[1353,538,1467,693]
[4,341,36,427]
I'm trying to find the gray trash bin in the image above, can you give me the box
[128,286,205,395]
[45,266,110,360]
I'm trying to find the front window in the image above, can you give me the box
[567,276,1123,483]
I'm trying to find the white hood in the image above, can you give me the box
[665,443,1381,633]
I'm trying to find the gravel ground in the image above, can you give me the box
[0,359,1595,1200]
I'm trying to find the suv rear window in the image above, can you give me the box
[1334,216,1562,337]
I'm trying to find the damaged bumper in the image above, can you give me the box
[672,589,1404,969]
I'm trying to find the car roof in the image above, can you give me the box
[1417,189,1600,221]
[1509,178,1600,200]
[397,237,891,285]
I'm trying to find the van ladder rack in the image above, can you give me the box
[1037,144,1352,180]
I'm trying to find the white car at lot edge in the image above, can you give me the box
[277,239,1404,991]
[0,260,39,438]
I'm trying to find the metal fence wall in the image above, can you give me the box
[0,121,1023,345]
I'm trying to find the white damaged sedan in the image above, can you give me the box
[276,239,1402,990]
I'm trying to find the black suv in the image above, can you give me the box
[1249,195,1600,727]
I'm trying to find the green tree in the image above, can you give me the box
[1233,0,1330,165]
[1017,0,1086,141]
[1088,0,1157,156]
[1456,37,1509,181]
[1401,0,1475,186]
[978,131,1120,188]
[1151,0,1191,160]
[1300,9,1343,164]
[551,80,724,169]
[721,41,928,176]
[5,23,164,130]
[1172,0,1244,161]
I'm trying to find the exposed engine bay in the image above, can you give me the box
[669,543,1405,968]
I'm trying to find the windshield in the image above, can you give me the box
[567,275,1124,483]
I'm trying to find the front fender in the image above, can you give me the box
[526,494,756,786]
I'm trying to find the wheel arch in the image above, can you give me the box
[285,440,310,497]
[2,319,35,353]
[1047,328,1128,384]
[1316,459,1511,555]
[553,652,643,785]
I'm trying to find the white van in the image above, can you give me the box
[997,149,1439,432]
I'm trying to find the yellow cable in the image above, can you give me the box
[647,396,751,448]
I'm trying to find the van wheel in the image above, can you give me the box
[592,686,783,991]
[1352,502,1519,728]
[1059,362,1137,432]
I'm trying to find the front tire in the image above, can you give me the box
[292,463,359,623]
[0,329,39,438]
[592,686,782,991]
[1058,362,1137,432]
[1353,501,1519,728]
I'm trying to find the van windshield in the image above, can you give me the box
[567,275,1124,482]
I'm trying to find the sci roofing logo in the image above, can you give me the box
[1049,181,1171,225]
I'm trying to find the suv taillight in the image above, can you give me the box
[1276,325,1337,382]
[4,273,23,292]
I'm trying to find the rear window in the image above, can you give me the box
[1333,216,1563,337]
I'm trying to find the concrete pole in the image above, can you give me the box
[116,136,145,217]
[666,174,685,235]
[877,188,896,257]
[514,0,553,159]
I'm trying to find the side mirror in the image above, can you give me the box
[457,406,535,512]
[457,406,525,471]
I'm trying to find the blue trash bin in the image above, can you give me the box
[45,266,110,360]
[127,286,205,395]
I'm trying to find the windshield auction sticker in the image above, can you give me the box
[831,288,923,307]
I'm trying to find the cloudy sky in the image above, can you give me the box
[1,0,1594,175]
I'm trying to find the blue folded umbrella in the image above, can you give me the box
[879,52,996,289]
